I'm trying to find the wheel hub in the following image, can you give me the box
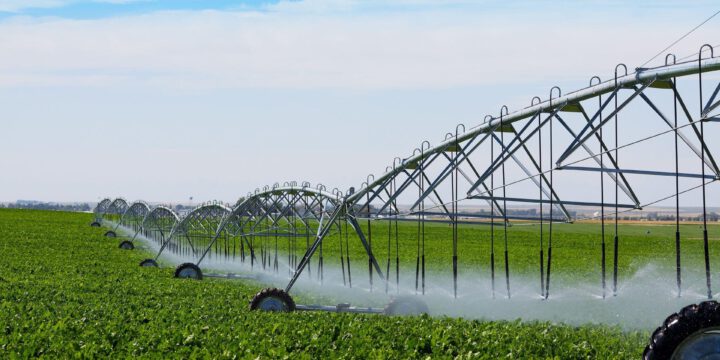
[673,329,720,360]
[178,268,198,278]
[258,297,287,311]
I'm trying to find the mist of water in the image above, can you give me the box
[115,224,711,330]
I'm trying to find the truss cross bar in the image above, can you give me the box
[393,217,510,226]
[247,232,316,238]
[297,195,323,223]
[705,100,720,118]
[287,204,311,229]
[493,132,572,221]
[368,163,422,215]
[557,82,654,166]
[184,233,198,257]
[418,171,453,218]
[704,82,720,116]
[197,203,254,265]
[275,194,304,234]
[467,195,637,209]
[285,205,346,293]
[470,107,565,195]
[376,170,449,217]
[557,88,619,166]
[263,194,304,234]
[408,122,500,211]
[346,216,386,281]
[380,169,446,216]
[674,87,720,176]
[414,211,565,222]
[639,92,720,177]
[241,235,257,263]
[451,156,507,218]
[382,187,400,215]
[470,113,544,194]
[561,165,716,179]
[566,110,641,206]
[153,220,183,261]
[366,151,444,209]
[249,193,291,233]
[233,198,263,231]
[371,152,444,215]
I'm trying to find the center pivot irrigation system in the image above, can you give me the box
[93,45,720,359]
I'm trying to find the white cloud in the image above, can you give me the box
[0,3,716,90]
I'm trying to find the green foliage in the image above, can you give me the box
[0,209,647,358]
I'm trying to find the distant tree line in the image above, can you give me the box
[1,201,92,212]
[643,211,720,222]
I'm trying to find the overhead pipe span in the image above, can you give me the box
[348,57,720,204]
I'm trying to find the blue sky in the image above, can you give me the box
[0,0,719,203]
[0,0,281,19]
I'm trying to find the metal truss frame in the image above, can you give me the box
[103,47,720,302]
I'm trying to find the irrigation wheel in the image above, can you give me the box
[249,288,296,312]
[90,221,101,227]
[118,241,134,250]
[384,296,430,316]
[644,300,720,360]
[104,230,117,238]
[174,263,203,280]
[139,259,158,267]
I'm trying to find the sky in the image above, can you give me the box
[0,0,719,204]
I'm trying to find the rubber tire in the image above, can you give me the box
[118,241,134,250]
[249,288,296,312]
[104,230,117,238]
[384,296,430,316]
[90,221,101,227]
[174,263,203,280]
[139,259,158,267]
[644,300,720,359]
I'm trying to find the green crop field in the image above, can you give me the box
[0,208,655,358]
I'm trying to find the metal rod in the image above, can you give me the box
[673,75,682,297]
[386,194,391,294]
[500,113,511,299]
[421,147,427,295]
[538,107,545,298]
[340,218,346,286]
[453,132,459,298]
[394,177,400,293]
[598,86,606,300]
[345,218,352,288]
[699,52,712,299]
[415,165,421,294]
[545,90,556,300]
[490,128,496,299]
[612,71,621,297]
[366,192,373,291]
